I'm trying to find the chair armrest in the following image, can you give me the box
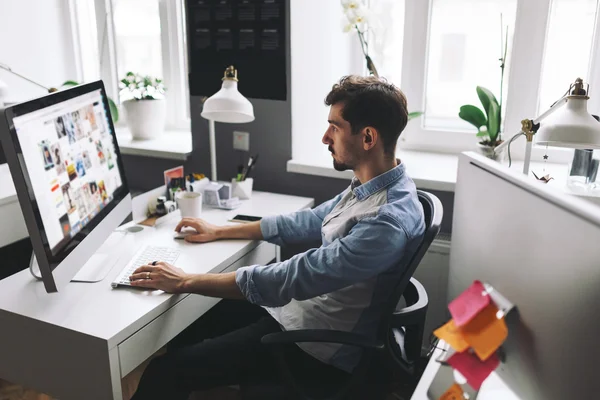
[392,278,429,326]
[261,329,384,350]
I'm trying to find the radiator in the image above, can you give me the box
[412,233,451,349]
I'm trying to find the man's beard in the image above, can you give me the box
[329,146,352,171]
[333,159,352,171]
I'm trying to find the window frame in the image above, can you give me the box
[70,0,191,131]
[398,0,600,164]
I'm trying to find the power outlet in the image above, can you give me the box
[233,131,250,152]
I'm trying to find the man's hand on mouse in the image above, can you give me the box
[175,217,221,243]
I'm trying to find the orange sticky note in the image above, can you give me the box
[434,320,469,352]
[461,303,508,361]
[439,383,465,400]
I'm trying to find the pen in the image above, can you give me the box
[242,154,258,181]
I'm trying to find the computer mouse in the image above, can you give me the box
[173,229,195,240]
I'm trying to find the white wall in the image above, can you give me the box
[290,0,363,162]
[0,0,78,103]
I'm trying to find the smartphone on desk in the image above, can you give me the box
[229,214,262,223]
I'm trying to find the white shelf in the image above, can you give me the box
[287,150,600,206]
[115,128,193,160]
[287,150,459,192]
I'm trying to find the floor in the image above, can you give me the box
[0,350,423,400]
[0,375,416,400]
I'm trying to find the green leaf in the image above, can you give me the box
[408,111,423,120]
[476,130,488,138]
[458,105,487,130]
[486,99,500,143]
[476,86,501,143]
[108,97,119,123]
[476,86,497,117]
[61,80,80,87]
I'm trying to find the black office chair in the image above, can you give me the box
[241,190,443,400]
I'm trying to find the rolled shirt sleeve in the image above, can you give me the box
[236,213,410,307]
[259,190,347,247]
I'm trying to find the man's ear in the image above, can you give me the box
[363,127,377,150]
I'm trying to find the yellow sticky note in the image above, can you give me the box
[461,303,508,361]
[439,383,465,400]
[434,319,469,352]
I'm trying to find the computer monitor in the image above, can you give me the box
[0,81,131,293]
[449,151,600,399]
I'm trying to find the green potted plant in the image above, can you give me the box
[119,72,166,140]
[458,18,508,161]
[458,86,503,160]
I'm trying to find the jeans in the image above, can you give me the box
[131,299,351,400]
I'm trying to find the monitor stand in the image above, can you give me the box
[29,230,129,283]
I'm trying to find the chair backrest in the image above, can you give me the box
[377,190,443,339]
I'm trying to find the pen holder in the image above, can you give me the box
[231,178,253,200]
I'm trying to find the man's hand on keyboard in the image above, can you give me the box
[175,217,221,244]
[129,262,190,293]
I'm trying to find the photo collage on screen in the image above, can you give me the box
[39,102,122,242]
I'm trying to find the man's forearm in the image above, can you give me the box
[180,272,246,300]
[216,221,263,240]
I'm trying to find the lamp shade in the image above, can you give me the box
[201,79,254,123]
[536,96,600,149]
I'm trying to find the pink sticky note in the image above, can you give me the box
[447,351,500,390]
[448,280,490,327]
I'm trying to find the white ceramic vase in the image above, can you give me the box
[123,99,166,140]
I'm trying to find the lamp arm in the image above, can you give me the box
[494,96,570,175]
[532,97,568,125]
[0,63,51,92]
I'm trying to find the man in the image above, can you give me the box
[129,76,425,399]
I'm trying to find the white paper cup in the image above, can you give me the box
[176,191,203,218]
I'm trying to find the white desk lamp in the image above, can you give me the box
[0,63,58,108]
[496,78,600,176]
[0,79,7,107]
[200,66,254,182]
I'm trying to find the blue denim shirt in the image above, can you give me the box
[236,162,425,371]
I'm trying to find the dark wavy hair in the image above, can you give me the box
[325,76,408,156]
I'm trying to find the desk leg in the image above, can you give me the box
[276,246,281,263]
[109,347,124,400]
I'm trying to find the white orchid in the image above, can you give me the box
[342,1,371,33]
[340,0,379,77]
[341,0,361,11]
[341,17,354,33]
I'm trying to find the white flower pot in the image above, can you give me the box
[477,142,506,162]
[123,99,166,140]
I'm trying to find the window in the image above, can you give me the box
[386,0,600,162]
[423,0,517,131]
[70,0,190,130]
[538,0,598,112]
[113,0,164,80]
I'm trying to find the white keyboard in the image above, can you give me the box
[111,245,180,288]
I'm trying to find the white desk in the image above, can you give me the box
[0,191,314,400]
[0,163,27,247]
[411,342,521,400]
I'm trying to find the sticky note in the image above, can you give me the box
[461,304,508,361]
[438,383,465,400]
[449,280,490,327]
[447,350,500,390]
[434,320,469,352]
